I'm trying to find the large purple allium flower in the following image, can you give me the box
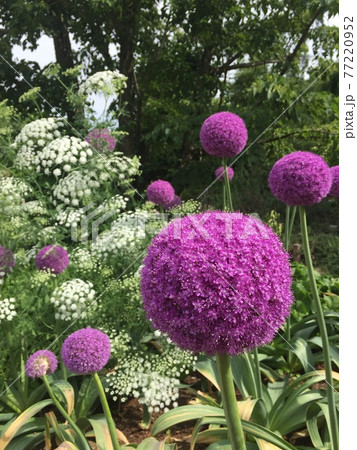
[329,165,339,198]
[200,112,248,158]
[25,350,58,378]
[85,128,116,152]
[61,328,111,374]
[36,245,69,274]
[215,166,234,182]
[147,180,175,206]
[164,194,182,211]
[268,151,332,206]
[141,211,293,355]
[0,246,15,277]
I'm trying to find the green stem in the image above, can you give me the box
[244,352,258,398]
[252,348,263,398]
[298,207,339,450]
[159,205,166,226]
[56,320,67,381]
[216,354,246,450]
[92,372,121,450]
[223,158,234,211]
[223,183,227,211]
[284,205,292,367]
[288,206,297,242]
[42,375,90,450]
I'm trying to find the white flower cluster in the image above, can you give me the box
[14,118,65,170]
[91,210,148,261]
[0,298,17,323]
[70,247,101,275]
[106,354,180,412]
[78,71,127,97]
[35,136,93,176]
[51,279,96,321]
[31,269,56,289]
[23,200,48,216]
[95,154,141,185]
[37,226,58,243]
[102,328,131,358]
[0,176,32,204]
[53,170,100,207]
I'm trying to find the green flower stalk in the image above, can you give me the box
[299,207,339,450]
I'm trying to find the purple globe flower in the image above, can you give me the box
[164,194,182,211]
[200,112,248,158]
[0,246,15,277]
[25,350,58,378]
[268,151,332,206]
[61,328,111,374]
[36,245,69,274]
[215,166,234,182]
[329,165,339,198]
[147,180,175,206]
[141,211,293,355]
[85,128,116,152]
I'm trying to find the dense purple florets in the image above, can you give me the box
[200,112,248,158]
[61,328,111,374]
[0,246,15,277]
[36,245,69,274]
[147,180,175,206]
[268,151,332,206]
[164,194,182,211]
[215,166,234,182]
[85,128,116,152]
[25,350,58,378]
[141,211,293,355]
[329,165,339,198]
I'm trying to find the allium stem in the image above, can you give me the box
[42,374,90,450]
[298,207,339,450]
[216,354,246,450]
[284,205,292,367]
[252,348,263,398]
[92,372,121,450]
[223,158,234,211]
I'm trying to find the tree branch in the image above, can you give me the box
[258,128,338,145]
[214,59,281,75]
[279,6,324,76]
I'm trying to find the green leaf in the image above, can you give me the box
[136,437,176,449]
[52,380,75,416]
[206,441,232,450]
[0,399,52,448]
[151,405,224,436]
[195,358,221,391]
[75,376,99,419]
[195,428,228,444]
[191,417,228,449]
[241,420,298,450]
[290,337,315,373]
[4,432,45,450]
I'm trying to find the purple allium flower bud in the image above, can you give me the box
[0,246,15,277]
[25,350,58,378]
[61,328,111,374]
[36,245,69,274]
[268,151,332,206]
[141,211,293,355]
[164,194,182,211]
[200,112,248,158]
[329,165,339,198]
[215,166,234,182]
[85,128,116,152]
[147,180,175,206]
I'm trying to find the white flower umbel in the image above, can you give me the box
[0,176,32,205]
[35,136,93,175]
[14,118,66,170]
[31,269,56,289]
[91,211,148,261]
[53,170,99,207]
[78,71,127,97]
[0,298,17,323]
[70,247,101,276]
[51,279,96,321]
[22,200,49,217]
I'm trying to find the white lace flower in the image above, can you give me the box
[78,71,127,97]
[50,279,96,321]
[0,298,17,322]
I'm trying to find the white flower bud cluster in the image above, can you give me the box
[100,194,129,214]
[35,136,93,176]
[56,208,84,229]
[14,118,65,170]
[70,247,101,275]
[0,298,17,323]
[78,71,127,97]
[53,170,100,207]
[31,269,56,289]
[22,200,48,216]
[37,226,57,242]
[105,354,180,412]
[91,211,148,261]
[0,176,32,204]
[102,328,131,357]
[95,154,141,185]
[51,279,96,321]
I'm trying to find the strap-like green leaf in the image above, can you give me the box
[151,405,224,436]
[241,420,298,450]
[0,398,52,448]
[52,380,75,416]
